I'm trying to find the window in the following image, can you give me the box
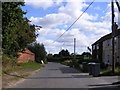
[93,45,95,50]
[96,44,99,49]
[107,55,110,64]
[107,39,112,46]
[107,40,110,46]
[97,55,99,59]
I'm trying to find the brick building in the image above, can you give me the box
[17,48,35,63]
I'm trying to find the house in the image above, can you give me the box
[92,27,120,65]
[17,48,35,63]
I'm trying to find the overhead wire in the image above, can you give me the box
[52,0,95,43]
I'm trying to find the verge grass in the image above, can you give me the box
[3,62,41,74]
[100,68,120,76]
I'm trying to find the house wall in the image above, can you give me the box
[103,38,112,65]
[115,35,120,64]
[92,42,103,62]
[103,35,120,65]
[92,29,120,65]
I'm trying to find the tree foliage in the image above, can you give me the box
[59,49,70,57]
[2,2,37,57]
[28,43,47,63]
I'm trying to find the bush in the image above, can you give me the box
[2,54,17,70]
[115,62,120,67]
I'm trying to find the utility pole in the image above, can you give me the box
[72,38,76,68]
[112,0,115,74]
[115,0,120,12]
[74,38,76,60]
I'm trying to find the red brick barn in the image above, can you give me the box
[17,48,35,63]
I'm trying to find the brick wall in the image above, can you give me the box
[17,49,35,63]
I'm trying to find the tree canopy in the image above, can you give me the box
[59,49,70,57]
[2,2,37,57]
[28,42,47,63]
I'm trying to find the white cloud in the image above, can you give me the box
[30,13,71,28]
[36,25,110,54]
[25,0,54,9]
[58,0,88,18]
[28,1,117,54]
[102,3,119,24]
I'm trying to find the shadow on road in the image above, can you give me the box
[59,67,80,73]
[88,83,112,86]
[25,76,73,79]
[48,69,59,70]
[24,75,93,79]
[72,75,92,78]
[88,83,120,89]
[89,86,120,90]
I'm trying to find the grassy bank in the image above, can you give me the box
[2,62,43,88]
[3,62,42,74]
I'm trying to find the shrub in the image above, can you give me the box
[100,62,108,69]
[2,54,17,70]
[115,62,120,67]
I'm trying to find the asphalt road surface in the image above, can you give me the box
[12,62,119,88]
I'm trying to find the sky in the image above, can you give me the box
[22,0,119,54]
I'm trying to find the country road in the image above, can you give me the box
[11,62,119,88]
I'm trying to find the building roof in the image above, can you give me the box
[18,48,34,55]
[92,29,120,45]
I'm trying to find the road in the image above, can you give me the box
[12,62,119,88]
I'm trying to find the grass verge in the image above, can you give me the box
[100,68,120,76]
[60,62,69,66]
[3,62,42,74]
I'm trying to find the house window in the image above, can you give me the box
[107,39,112,46]
[93,45,95,50]
[107,55,110,64]
[114,37,117,44]
[107,40,110,46]
[97,55,99,59]
[96,44,99,49]
[114,37,117,40]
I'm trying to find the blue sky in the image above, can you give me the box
[22,0,119,54]
[22,2,109,20]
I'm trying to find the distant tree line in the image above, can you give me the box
[47,49,92,62]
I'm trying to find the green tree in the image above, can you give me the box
[59,49,70,57]
[28,43,47,63]
[2,2,37,57]
[47,54,53,58]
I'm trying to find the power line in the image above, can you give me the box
[53,0,95,43]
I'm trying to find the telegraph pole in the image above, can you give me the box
[72,38,76,68]
[112,0,115,73]
[74,38,76,60]
[115,0,120,12]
